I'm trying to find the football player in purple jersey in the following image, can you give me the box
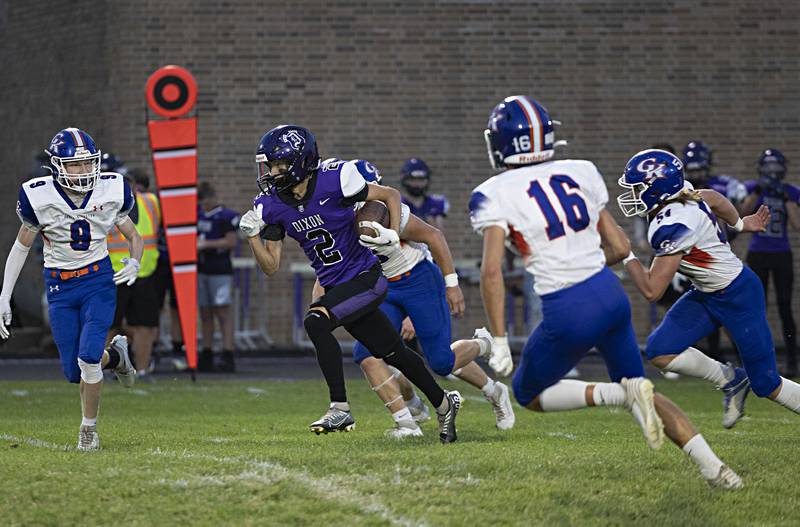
[400,158,450,231]
[742,149,800,377]
[239,125,461,442]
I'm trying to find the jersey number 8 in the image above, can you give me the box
[527,174,590,240]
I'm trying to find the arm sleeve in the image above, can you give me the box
[340,162,368,198]
[650,223,696,256]
[0,241,31,299]
[469,189,508,235]
[260,224,285,241]
[398,203,412,235]
[16,187,41,231]
[340,184,369,207]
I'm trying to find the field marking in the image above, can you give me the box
[0,433,427,527]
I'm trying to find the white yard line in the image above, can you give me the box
[1,434,427,527]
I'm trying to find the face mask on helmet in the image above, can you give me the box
[402,174,429,197]
[255,125,320,194]
[47,128,101,193]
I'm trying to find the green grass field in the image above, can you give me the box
[1,377,798,526]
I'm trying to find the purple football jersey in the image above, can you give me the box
[255,159,378,288]
[402,194,449,221]
[744,180,800,253]
[198,205,240,275]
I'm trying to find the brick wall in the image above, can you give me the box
[1,0,798,352]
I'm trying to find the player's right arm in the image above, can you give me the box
[0,225,38,339]
[480,225,506,338]
[597,209,632,266]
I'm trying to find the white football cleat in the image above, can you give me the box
[110,335,136,388]
[706,465,743,490]
[386,421,424,439]
[407,397,431,423]
[622,377,664,450]
[485,382,515,430]
[77,425,100,451]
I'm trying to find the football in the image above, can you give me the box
[356,201,390,238]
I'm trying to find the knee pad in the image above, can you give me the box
[304,310,335,340]
[750,369,782,398]
[78,358,103,384]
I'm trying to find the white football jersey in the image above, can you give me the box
[381,203,430,279]
[16,173,134,270]
[470,159,608,296]
[647,199,742,292]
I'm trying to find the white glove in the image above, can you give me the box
[239,204,266,238]
[113,258,140,286]
[358,221,400,248]
[489,336,514,377]
[0,296,11,339]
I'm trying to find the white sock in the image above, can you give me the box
[664,347,733,388]
[391,407,414,424]
[331,401,350,412]
[481,378,496,397]
[774,378,800,413]
[473,337,490,358]
[538,380,589,412]
[436,397,450,415]
[592,382,626,407]
[683,434,724,480]
[81,416,97,427]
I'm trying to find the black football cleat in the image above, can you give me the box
[437,391,462,444]
[309,405,355,435]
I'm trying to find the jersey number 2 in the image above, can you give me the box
[70,219,91,251]
[527,175,590,240]
[307,228,342,265]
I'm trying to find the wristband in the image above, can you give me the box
[622,251,637,265]
[731,218,744,232]
[444,273,459,287]
[494,336,508,346]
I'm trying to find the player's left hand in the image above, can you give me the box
[359,222,400,248]
[446,285,465,318]
[0,296,11,339]
[742,204,770,233]
[113,257,140,286]
[400,317,416,341]
[489,336,514,377]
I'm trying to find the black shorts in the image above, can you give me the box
[113,274,160,328]
[153,258,177,309]
[311,264,388,327]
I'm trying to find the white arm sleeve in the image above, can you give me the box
[340,162,368,198]
[398,203,412,235]
[1,240,31,300]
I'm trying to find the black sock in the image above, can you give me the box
[383,344,445,408]
[104,348,120,370]
[172,341,184,356]
[305,312,347,403]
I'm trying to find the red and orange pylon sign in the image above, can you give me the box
[145,65,199,371]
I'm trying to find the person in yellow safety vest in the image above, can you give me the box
[106,169,161,380]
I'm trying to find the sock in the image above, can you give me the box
[104,348,120,370]
[664,347,732,388]
[172,341,183,355]
[81,416,97,427]
[331,401,350,412]
[774,378,800,413]
[683,434,724,479]
[473,336,490,358]
[384,345,445,409]
[592,382,626,407]
[436,396,450,415]
[305,314,348,403]
[392,407,413,424]
[538,380,589,411]
[481,378,496,397]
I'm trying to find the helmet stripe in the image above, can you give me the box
[514,96,543,154]
[67,128,84,147]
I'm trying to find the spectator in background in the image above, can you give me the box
[400,158,449,230]
[197,182,240,372]
[152,212,186,370]
[742,149,800,378]
[107,167,162,380]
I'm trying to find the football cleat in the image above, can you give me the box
[309,405,355,435]
[721,366,750,429]
[407,397,431,423]
[437,391,462,444]
[622,377,664,450]
[110,335,136,388]
[706,465,743,490]
[486,382,515,430]
[77,425,100,451]
[386,420,424,439]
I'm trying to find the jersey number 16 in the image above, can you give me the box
[527,175,590,240]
